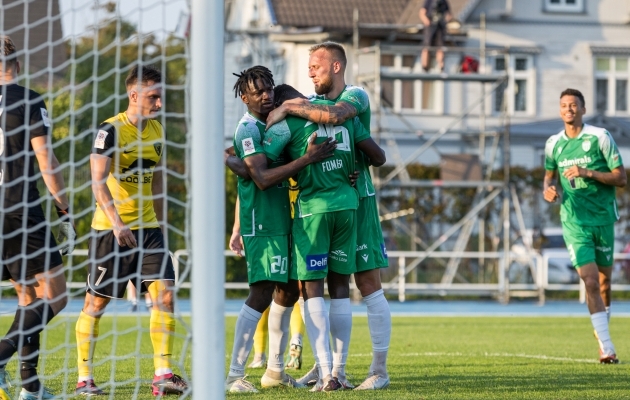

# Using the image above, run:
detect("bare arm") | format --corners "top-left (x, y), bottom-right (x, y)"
top-left (244, 133), bottom-right (336, 190)
top-left (152, 156), bottom-right (166, 232)
top-left (32, 136), bottom-right (70, 211)
top-left (562, 165), bottom-right (627, 188)
top-left (91, 154), bottom-right (137, 248)
top-left (267, 98), bottom-right (359, 128)
top-left (226, 155), bottom-right (251, 179)
top-left (543, 169), bottom-right (559, 203)
top-left (356, 138), bottom-right (386, 167)
top-left (419, 8), bottom-right (431, 26)
top-left (229, 197), bottom-right (244, 257)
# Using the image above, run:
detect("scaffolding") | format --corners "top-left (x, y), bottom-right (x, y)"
top-left (351, 16), bottom-right (542, 303)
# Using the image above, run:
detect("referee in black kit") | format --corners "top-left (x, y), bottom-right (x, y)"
top-left (0, 35), bottom-right (75, 400)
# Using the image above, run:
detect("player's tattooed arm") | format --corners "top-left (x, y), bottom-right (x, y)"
top-left (543, 169), bottom-right (559, 203)
top-left (266, 99), bottom-right (358, 128)
top-left (562, 165), bottom-right (627, 188)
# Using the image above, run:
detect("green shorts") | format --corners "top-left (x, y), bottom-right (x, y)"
top-left (561, 221), bottom-right (615, 268)
top-left (291, 210), bottom-right (357, 281)
top-left (356, 196), bottom-right (388, 272)
top-left (242, 235), bottom-right (291, 284)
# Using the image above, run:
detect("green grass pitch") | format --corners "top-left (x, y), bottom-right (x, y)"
top-left (1, 314), bottom-right (629, 399)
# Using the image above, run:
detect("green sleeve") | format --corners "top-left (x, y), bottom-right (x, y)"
top-left (599, 131), bottom-right (623, 171)
top-left (262, 119), bottom-right (292, 161)
top-left (353, 117), bottom-right (371, 144)
top-left (339, 86), bottom-right (370, 114)
top-left (234, 122), bottom-right (263, 160)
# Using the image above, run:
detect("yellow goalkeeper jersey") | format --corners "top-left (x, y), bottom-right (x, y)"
top-left (91, 112), bottom-right (164, 230)
top-left (288, 177), bottom-right (299, 219)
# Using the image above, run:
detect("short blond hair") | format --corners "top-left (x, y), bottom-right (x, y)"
top-left (309, 41), bottom-right (347, 68)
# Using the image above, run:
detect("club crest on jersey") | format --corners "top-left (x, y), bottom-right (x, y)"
top-left (154, 142), bottom-right (163, 156)
top-left (94, 130), bottom-right (109, 149)
top-left (40, 108), bottom-right (51, 127)
top-left (242, 138), bottom-right (256, 155)
top-left (582, 140), bottom-right (591, 152)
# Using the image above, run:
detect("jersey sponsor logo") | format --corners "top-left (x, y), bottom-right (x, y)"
top-left (242, 138), bottom-right (256, 155)
top-left (356, 243), bottom-right (368, 251)
top-left (330, 249), bottom-right (348, 262)
top-left (596, 246), bottom-right (612, 253)
top-left (613, 154), bottom-right (620, 162)
top-left (306, 254), bottom-right (328, 271)
top-left (40, 108), bottom-right (51, 127)
top-left (381, 243), bottom-right (388, 259)
top-left (120, 158), bottom-right (157, 183)
top-left (582, 140), bottom-right (591, 152)
top-left (322, 159), bottom-right (343, 172)
top-left (94, 130), bottom-right (109, 149)
top-left (558, 156), bottom-right (591, 168)
top-left (361, 254), bottom-right (369, 263)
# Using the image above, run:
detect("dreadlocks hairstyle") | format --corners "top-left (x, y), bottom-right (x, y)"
top-left (232, 66), bottom-right (275, 98)
top-left (273, 84), bottom-right (307, 108)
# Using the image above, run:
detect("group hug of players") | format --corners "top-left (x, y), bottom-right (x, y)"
top-left (222, 43), bottom-right (628, 393)
top-left (222, 42), bottom-right (393, 392)
top-left (0, 35), bottom-right (186, 398)
top-left (0, 31), bottom-right (625, 398)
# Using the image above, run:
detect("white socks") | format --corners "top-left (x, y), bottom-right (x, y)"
top-left (591, 311), bottom-right (614, 353)
top-left (304, 297), bottom-right (332, 378)
top-left (364, 289), bottom-right (391, 377)
top-left (228, 304), bottom-right (262, 378)
top-left (267, 301), bottom-right (293, 372)
top-left (329, 298), bottom-right (352, 379)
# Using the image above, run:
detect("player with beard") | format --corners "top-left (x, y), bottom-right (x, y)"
top-left (266, 41), bottom-right (391, 390)
top-left (224, 66), bottom-right (335, 392)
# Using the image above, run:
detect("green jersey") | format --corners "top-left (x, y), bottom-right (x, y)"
top-left (263, 100), bottom-right (370, 217)
top-left (544, 124), bottom-right (623, 226)
top-left (315, 85), bottom-right (375, 198)
top-left (233, 112), bottom-right (291, 236)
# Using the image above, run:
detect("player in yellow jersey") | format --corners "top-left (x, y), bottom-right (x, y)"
top-left (74, 65), bottom-right (188, 396)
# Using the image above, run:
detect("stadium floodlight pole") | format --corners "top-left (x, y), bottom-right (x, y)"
top-left (190, 0), bottom-right (225, 398)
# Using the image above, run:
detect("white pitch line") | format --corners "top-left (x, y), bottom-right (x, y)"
top-left (346, 352), bottom-right (597, 363)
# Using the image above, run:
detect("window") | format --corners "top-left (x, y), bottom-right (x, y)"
top-left (594, 56), bottom-right (629, 115)
top-left (380, 53), bottom-right (442, 113)
top-left (492, 55), bottom-right (535, 115)
top-left (544, 0), bottom-right (584, 13)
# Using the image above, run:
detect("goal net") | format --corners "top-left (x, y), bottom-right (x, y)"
top-left (0, 0), bottom-right (197, 397)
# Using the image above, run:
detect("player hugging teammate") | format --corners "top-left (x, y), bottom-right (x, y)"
top-left (224, 41), bottom-right (391, 393)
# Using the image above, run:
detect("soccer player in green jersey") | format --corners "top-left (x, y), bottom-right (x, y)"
top-left (263, 83), bottom-right (385, 392)
top-left (267, 42), bottom-right (391, 390)
top-left (224, 66), bottom-right (335, 393)
top-left (543, 88), bottom-right (626, 364)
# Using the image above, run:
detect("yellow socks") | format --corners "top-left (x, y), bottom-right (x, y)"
top-left (76, 311), bottom-right (100, 381)
top-left (290, 301), bottom-right (305, 337)
top-left (253, 306), bottom-right (269, 357)
top-left (150, 309), bottom-right (176, 376)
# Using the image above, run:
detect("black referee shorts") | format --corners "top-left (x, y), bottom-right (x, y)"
top-left (1, 213), bottom-right (63, 282)
top-left (86, 228), bottom-right (175, 299)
